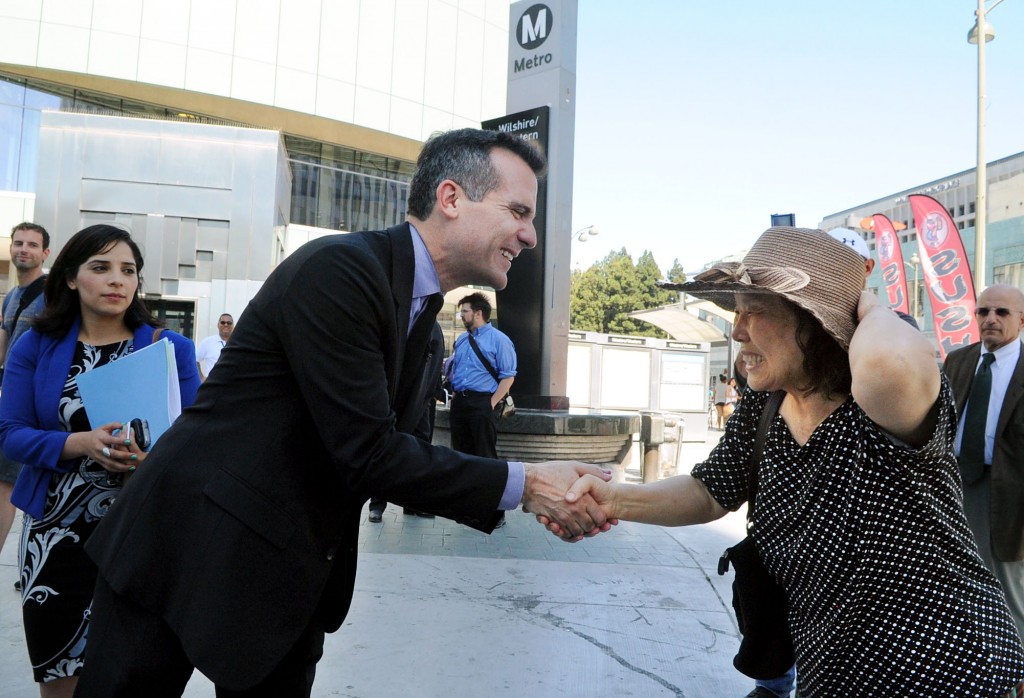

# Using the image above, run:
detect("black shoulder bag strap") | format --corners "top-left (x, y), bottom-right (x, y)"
top-left (720, 388), bottom-right (794, 680)
top-left (466, 333), bottom-right (501, 383)
top-left (8, 276), bottom-right (46, 338)
top-left (747, 390), bottom-right (786, 522)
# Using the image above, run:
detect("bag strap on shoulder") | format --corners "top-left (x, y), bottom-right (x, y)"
top-left (466, 333), bottom-right (500, 383)
top-left (8, 275), bottom-right (46, 335)
top-left (747, 390), bottom-right (785, 521)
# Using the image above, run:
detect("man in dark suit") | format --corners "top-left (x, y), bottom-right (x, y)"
top-left (76, 129), bottom-right (612, 696)
top-left (943, 283), bottom-right (1024, 640)
top-left (367, 322), bottom-right (444, 521)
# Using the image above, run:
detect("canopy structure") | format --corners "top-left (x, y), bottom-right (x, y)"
top-left (629, 302), bottom-right (730, 343)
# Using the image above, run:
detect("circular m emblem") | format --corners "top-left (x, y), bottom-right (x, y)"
top-left (516, 4), bottom-right (553, 50)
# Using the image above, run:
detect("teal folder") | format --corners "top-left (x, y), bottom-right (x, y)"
top-left (75, 339), bottom-right (181, 445)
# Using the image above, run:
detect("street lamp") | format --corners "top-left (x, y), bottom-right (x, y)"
top-left (573, 225), bottom-right (599, 242)
top-left (905, 252), bottom-right (921, 321)
top-left (968, 0), bottom-right (1005, 290)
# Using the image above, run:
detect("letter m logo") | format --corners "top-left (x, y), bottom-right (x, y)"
top-left (517, 4), bottom-right (553, 50)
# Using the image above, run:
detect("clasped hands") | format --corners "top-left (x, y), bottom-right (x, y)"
top-left (521, 462), bottom-right (617, 542)
top-left (64, 420), bottom-right (148, 474)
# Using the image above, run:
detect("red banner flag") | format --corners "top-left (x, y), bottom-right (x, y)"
top-left (873, 214), bottom-right (910, 315)
top-left (908, 194), bottom-right (979, 359)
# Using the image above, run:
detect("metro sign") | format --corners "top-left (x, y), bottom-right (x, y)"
top-left (516, 4), bottom-right (552, 49)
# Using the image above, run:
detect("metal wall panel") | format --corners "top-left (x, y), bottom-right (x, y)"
top-left (81, 179), bottom-right (159, 214)
top-left (82, 131), bottom-right (162, 183)
top-left (35, 112), bottom-right (290, 299)
top-left (157, 184), bottom-right (232, 220)
top-left (157, 136), bottom-right (234, 189)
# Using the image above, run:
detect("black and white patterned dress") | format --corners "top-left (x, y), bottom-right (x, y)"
top-left (18, 340), bottom-right (132, 682)
top-left (694, 377), bottom-right (1024, 696)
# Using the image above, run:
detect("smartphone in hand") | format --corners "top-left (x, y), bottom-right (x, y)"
top-left (129, 418), bottom-right (152, 451)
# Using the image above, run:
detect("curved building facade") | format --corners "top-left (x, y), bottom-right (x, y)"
top-left (0, 0), bottom-right (512, 338)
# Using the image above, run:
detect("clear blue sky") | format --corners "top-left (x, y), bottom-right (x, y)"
top-left (569, 1), bottom-right (1024, 274)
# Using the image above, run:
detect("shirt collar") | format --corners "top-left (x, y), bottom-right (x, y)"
top-left (409, 223), bottom-right (440, 300)
top-left (984, 338), bottom-right (1022, 366)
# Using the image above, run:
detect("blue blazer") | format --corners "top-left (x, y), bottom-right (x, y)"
top-left (0, 317), bottom-right (200, 518)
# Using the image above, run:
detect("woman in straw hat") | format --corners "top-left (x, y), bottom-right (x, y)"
top-left (545, 227), bottom-right (1024, 696)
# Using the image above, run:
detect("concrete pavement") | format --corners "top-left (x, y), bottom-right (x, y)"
top-left (0, 432), bottom-right (753, 697)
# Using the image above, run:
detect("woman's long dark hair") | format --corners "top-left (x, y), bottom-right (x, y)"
top-left (792, 301), bottom-right (852, 400)
top-left (34, 224), bottom-right (160, 339)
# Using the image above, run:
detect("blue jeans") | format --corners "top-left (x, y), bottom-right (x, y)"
top-left (756, 663), bottom-right (796, 697)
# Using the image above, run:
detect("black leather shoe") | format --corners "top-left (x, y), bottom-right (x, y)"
top-left (368, 509), bottom-right (383, 523)
top-left (494, 514), bottom-right (506, 529)
top-left (14, 579), bottom-right (22, 592)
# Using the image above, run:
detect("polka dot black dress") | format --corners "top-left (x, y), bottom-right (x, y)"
top-left (694, 377), bottom-right (1024, 696)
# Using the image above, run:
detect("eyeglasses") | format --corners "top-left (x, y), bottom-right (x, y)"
top-left (219, 321), bottom-right (233, 325)
top-left (974, 307), bottom-right (1020, 318)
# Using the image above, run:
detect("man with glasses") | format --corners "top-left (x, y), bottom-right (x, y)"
top-left (944, 283), bottom-right (1024, 639)
top-left (447, 292), bottom-right (517, 528)
top-left (195, 313), bottom-right (233, 381)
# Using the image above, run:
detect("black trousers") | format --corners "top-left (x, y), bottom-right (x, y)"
top-left (74, 575), bottom-right (325, 698)
top-left (449, 391), bottom-right (498, 459)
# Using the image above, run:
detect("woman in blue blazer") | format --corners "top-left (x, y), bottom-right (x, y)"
top-left (0, 224), bottom-right (199, 694)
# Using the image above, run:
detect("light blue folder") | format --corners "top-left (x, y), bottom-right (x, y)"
top-left (75, 339), bottom-right (181, 445)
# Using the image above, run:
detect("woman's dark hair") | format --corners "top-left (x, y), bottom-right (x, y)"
top-left (34, 224), bottom-right (160, 338)
top-left (791, 300), bottom-right (852, 399)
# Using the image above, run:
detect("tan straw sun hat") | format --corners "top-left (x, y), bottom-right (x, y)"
top-left (659, 227), bottom-right (866, 350)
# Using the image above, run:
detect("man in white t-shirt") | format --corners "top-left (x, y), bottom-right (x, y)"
top-left (196, 313), bottom-right (233, 381)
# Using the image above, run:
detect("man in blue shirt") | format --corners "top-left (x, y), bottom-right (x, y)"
top-left (449, 291), bottom-right (516, 527)
top-left (0, 222), bottom-right (50, 567)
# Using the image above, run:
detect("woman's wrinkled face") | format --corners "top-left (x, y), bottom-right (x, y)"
top-left (732, 293), bottom-right (807, 393)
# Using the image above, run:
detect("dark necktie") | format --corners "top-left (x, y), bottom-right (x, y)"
top-left (959, 352), bottom-right (995, 484)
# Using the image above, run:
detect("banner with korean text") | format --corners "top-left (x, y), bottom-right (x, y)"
top-left (873, 214), bottom-right (910, 315)
top-left (908, 194), bottom-right (979, 358)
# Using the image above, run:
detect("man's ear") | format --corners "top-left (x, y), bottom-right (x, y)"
top-left (435, 180), bottom-right (461, 220)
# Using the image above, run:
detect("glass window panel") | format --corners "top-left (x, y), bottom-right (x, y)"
top-left (24, 85), bottom-right (62, 110)
top-left (17, 108), bottom-right (42, 192)
top-left (0, 76), bottom-right (26, 105)
top-left (0, 104), bottom-right (23, 190)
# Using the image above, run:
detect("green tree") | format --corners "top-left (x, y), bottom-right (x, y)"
top-left (664, 258), bottom-right (687, 304)
top-left (569, 248), bottom-right (682, 336)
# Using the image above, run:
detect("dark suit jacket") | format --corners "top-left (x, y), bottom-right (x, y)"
top-left (86, 225), bottom-right (507, 689)
top-left (943, 340), bottom-right (1024, 561)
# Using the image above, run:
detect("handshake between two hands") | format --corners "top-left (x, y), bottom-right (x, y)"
top-left (521, 461), bottom-right (618, 542)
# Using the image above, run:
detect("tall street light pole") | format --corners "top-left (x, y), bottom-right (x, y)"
top-left (968, 0), bottom-right (1004, 290)
top-left (906, 253), bottom-right (921, 321)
